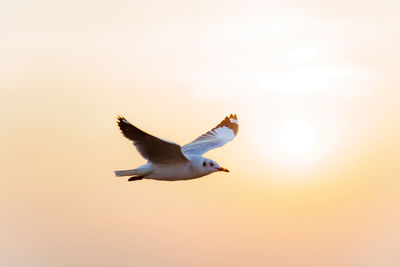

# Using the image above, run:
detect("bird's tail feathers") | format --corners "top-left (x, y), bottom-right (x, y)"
top-left (114, 169), bottom-right (138, 177)
top-left (114, 165), bottom-right (151, 177)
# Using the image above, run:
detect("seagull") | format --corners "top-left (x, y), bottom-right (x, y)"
top-left (114, 114), bottom-right (239, 181)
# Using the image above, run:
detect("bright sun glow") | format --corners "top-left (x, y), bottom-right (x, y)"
top-left (280, 120), bottom-right (315, 158)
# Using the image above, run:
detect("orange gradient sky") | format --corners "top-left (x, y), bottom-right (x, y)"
top-left (1, 0), bottom-right (400, 266)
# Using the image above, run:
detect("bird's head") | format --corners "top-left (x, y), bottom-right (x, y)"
top-left (200, 158), bottom-right (229, 173)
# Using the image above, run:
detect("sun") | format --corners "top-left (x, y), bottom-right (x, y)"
top-left (279, 120), bottom-right (315, 158)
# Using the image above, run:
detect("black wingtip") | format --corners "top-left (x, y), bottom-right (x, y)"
top-left (207, 114), bottom-right (239, 136)
top-left (116, 115), bottom-right (123, 123)
top-left (117, 115), bottom-right (130, 127)
top-left (229, 114), bottom-right (238, 120)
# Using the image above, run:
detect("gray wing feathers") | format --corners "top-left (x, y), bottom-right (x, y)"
top-left (117, 116), bottom-right (188, 163)
top-left (182, 114), bottom-right (238, 156)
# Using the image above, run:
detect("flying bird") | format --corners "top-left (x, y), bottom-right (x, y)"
top-left (114, 114), bottom-right (239, 181)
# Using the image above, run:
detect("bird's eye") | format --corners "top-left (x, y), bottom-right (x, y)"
top-left (209, 162), bottom-right (214, 167)
top-left (203, 161), bottom-right (206, 167)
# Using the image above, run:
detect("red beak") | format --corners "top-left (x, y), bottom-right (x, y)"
top-left (217, 167), bottom-right (230, 172)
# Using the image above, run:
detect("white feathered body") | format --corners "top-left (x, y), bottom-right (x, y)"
top-left (115, 156), bottom-right (213, 181)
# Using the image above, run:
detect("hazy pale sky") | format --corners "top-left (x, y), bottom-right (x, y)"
top-left (1, 0), bottom-right (399, 266)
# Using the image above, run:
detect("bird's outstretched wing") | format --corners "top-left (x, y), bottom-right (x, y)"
top-left (182, 114), bottom-right (238, 156)
top-left (117, 116), bottom-right (188, 163)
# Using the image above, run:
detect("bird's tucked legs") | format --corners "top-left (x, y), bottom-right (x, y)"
top-left (128, 175), bottom-right (145, 181)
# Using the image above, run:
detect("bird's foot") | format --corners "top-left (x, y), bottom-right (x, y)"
top-left (128, 176), bottom-right (144, 181)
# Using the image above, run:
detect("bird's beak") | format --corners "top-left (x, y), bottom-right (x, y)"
top-left (217, 167), bottom-right (230, 172)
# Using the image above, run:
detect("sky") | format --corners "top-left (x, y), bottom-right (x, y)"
top-left (1, 0), bottom-right (400, 266)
